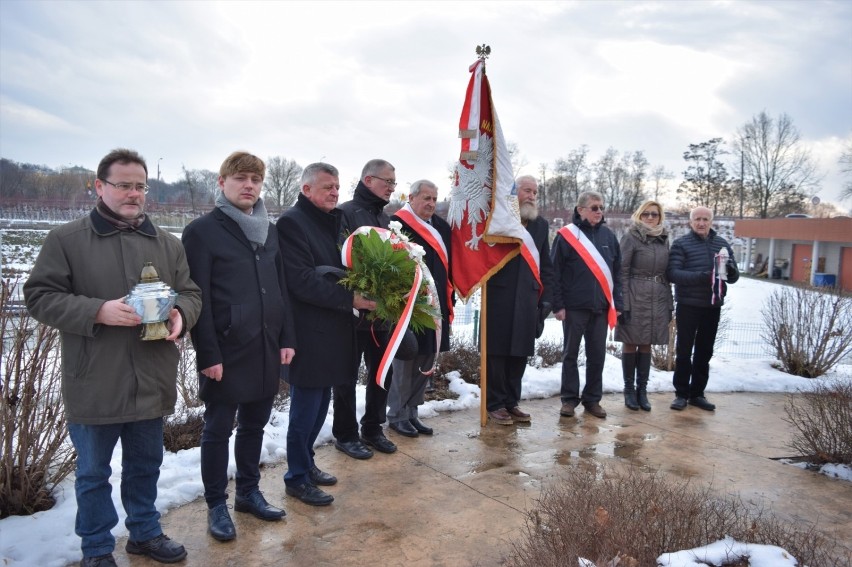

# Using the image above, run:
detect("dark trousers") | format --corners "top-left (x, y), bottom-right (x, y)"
top-left (485, 355), bottom-right (528, 412)
top-left (332, 330), bottom-right (393, 440)
top-left (285, 384), bottom-right (332, 487)
top-left (200, 396), bottom-right (274, 508)
top-left (672, 303), bottom-right (721, 399)
top-left (560, 309), bottom-right (608, 406)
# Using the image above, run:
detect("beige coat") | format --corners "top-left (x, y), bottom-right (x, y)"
top-left (614, 223), bottom-right (674, 345)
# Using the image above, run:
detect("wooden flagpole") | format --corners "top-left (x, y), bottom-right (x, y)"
top-left (480, 283), bottom-right (488, 427)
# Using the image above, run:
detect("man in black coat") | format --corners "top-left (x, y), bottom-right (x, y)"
top-left (666, 205), bottom-right (739, 412)
top-left (334, 158), bottom-right (399, 456)
top-left (183, 152), bottom-right (295, 541)
top-left (387, 179), bottom-right (453, 438)
top-left (277, 163), bottom-right (376, 506)
top-left (485, 176), bottom-right (554, 425)
top-left (551, 190), bottom-right (623, 420)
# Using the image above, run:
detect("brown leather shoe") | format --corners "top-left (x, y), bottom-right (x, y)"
top-left (583, 402), bottom-right (607, 419)
top-left (559, 403), bottom-right (576, 417)
top-left (488, 408), bottom-right (514, 425)
top-left (507, 406), bottom-right (531, 422)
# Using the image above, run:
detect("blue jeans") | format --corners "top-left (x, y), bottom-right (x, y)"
top-left (68, 418), bottom-right (164, 558)
top-left (285, 385), bottom-right (331, 487)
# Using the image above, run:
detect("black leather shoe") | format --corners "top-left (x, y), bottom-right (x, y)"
top-left (206, 504), bottom-right (236, 541)
top-left (335, 439), bottom-right (374, 460)
top-left (361, 432), bottom-right (397, 453)
top-left (409, 417), bottom-right (433, 435)
top-left (235, 490), bottom-right (285, 521)
top-left (126, 534), bottom-right (187, 563)
top-left (309, 464), bottom-right (337, 486)
top-left (689, 396), bottom-right (716, 411)
top-left (390, 420), bottom-right (418, 437)
top-left (80, 553), bottom-right (118, 567)
top-left (286, 482), bottom-right (334, 506)
top-left (670, 397), bottom-right (688, 411)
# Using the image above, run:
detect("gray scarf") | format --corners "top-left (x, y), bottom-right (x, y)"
top-left (215, 191), bottom-right (270, 249)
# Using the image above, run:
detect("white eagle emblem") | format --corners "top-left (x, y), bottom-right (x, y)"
top-left (448, 133), bottom-right (493, 250)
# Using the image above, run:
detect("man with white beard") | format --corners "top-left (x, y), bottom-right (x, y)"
top-left (484, 175), bottom-right (554, 425)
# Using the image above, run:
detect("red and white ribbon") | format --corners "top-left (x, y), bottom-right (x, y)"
top-left (341, 226), bottom-right (424, 389)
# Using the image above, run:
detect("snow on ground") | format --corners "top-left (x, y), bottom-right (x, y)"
top-left (1, 277), bottom-right (850, 566)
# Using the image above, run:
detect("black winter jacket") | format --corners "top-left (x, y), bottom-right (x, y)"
top-left (339, 181), bottom-right (391, 332)
top-left (551, 209), bottom-right (623, 313)
top-left (667, 228), bottom-right (739, 308)
top-left (276, 194), bottom-right (357, 388)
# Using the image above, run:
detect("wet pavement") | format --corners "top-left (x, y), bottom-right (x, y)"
top-left (107, 392), bottom-right (851, 566)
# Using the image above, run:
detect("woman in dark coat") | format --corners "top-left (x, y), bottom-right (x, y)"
top-left (182, 152), bottom-right (296, 541)
top-left (614, 200), bottom-right (673, 411)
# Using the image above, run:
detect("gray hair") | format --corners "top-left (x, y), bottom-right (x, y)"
top-left (690, 206), bottom-right (714, 221)
top-left (515, 174), bottom-right (537, 187)
top-left (360, 159), bottom-right (394, 181)
top-left (577, 191), bottom-right (604, 208)
top-left (302, 162), bottom-right (339, 186)
top-left (409, 179), bottom-right (437, 198)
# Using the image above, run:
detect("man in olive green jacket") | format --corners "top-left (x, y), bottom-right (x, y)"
top-left (24, 148), bottom-right (201, 567)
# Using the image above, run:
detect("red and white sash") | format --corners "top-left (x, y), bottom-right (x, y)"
top-left (557, 224), bottom-right (617, 329)
top-left (341, 226), bottom-right (423, 389)
top-left (393, 204), bottom-right (454, 324)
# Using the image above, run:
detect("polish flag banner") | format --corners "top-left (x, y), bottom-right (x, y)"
top-left (448, 58), bottom-right (539, 300)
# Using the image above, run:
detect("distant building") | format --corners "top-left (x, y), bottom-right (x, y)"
top-left (735, 217), bottom-right (852, 291)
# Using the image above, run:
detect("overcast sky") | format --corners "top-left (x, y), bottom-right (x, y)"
top-left (1, 0), bottom-right (850, 210)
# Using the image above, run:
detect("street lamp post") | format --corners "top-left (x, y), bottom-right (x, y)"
top-left (157, 157), bottom-right (163, 182)
top-left (739, 136), bottom-right (750, 218)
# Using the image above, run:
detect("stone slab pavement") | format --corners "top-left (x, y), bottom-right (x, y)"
top-left (103, 392), bottom-right (851, 566)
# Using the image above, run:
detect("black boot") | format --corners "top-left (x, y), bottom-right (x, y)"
top-left (636, 352), bottom-right (652, 411)
top-left (621, 352), bottom-right (639, 410)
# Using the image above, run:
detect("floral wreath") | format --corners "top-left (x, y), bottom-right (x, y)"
top-left (339, 221), bottom-right (441, 387)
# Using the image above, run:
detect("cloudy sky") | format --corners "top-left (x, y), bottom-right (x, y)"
top-left (1, 0), bottom-right (850, 209)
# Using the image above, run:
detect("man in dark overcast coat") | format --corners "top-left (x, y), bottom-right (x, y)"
top-left (277, 162), bottom-right (376, 506)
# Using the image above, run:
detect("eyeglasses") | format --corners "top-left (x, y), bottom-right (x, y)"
top-left (583, 205), bottom-right (605, 212)
top-left (640, 211), bottom-right (660, 219)
top-left (372, 176), bottom-right (397, 188)
top-left (101, 179), bottom-right (149, 194)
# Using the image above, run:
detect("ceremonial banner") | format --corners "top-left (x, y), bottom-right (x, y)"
top-left (448, 59), bottom-right (540, 300)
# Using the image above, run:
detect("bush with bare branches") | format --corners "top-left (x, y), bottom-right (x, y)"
top-left (1, 279), bottom-right (75, 517)
top-left (508, 464), bottom-right (849, 567)
top-left (532, 337), bottom-right (563, 369)
top-left (784, 377), bottom-right (852, 465)
top-left (436, 333), bottom-right (480, 384)
top-left (762, 284), bottom-right (852, 377)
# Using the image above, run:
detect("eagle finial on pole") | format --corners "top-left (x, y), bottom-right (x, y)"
top-left (475, 44), bottom-right (491, 61)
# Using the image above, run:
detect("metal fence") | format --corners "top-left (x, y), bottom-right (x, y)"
top-left (715, 322), bottom-right (774, 359)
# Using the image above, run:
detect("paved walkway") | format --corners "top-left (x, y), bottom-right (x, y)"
top-left (108, 392), bottom-right (851, 566)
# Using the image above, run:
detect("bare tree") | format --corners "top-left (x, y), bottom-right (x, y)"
top-left (264, 156), bottom-right (302, 213)
top-left (181, 167), bottom-right (217, 212)
top-left (506, 141), bottom-right (528, 179)
top-left (552, 145), bottom-right (590, 210)
top-left (650, 165), bottom-right (674, 201)
top-left (678, 138), bottom-right (731, 216)
top-left (839, 138), bottom-right (852, 201)
top-left (740, 111), bottom-right (820, 218)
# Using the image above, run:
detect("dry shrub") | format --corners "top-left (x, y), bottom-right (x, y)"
top-left (533, 337), bottom-right (563, 368)
top-left (508, 464), bottom-right (849, 567)
top-left (1, 279), bottom-right (75, 517)
top-left (436, 333), bottom-right (480, 385)
top-left (784, 376), bottom-right (852, 465)
top-left (162, 337), bottom-right (204, 452)
top-left (762, 284), bottom-right (852, 378)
